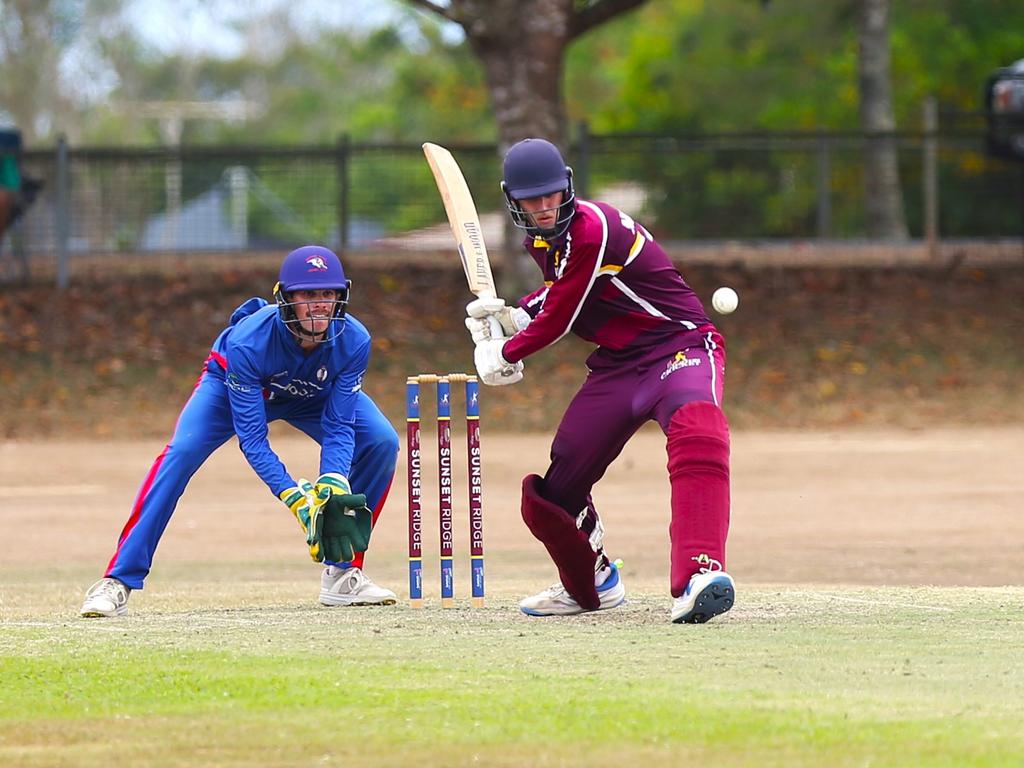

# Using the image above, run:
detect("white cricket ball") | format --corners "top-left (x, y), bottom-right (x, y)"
top-left (711, 286), bottom-right (739, 315)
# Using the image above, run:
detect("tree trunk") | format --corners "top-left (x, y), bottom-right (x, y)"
top-left (461, 1), bottom-right (572, 149)
top-left (857, 0), bottom-right (908, 239)
top-left (408, 0), bottom-right (648, 295)
top-left (444, 1), bottom-right (575, 295)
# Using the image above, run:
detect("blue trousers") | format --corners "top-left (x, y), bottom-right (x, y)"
top-left (105, 372), bottom-right (399, 589)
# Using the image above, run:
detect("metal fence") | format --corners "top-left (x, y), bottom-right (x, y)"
top-left (2, 122), bottom-right (1022, 284)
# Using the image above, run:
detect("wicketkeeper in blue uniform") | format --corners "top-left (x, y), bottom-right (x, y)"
top-left (81, 245), bottom-right (400, 617)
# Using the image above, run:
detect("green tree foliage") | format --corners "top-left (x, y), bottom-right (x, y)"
top-left (372, 22), bottom-right (492, 142)
top-left (72, 1), bottom-right (1024, 144)
top-left (565, 1), bottom-right (850, 132)
top-left (559, 0), bottom-right (1024, 238)
top-left (1, 0), bottom-right (126, 142)
top-left (566, 0), bottom-right (1024, 133)
top-left (82, 12), bottom-right (491, 145)
top-left (13, 1), bottom-right (1024, 145)
top-left (54, 1), bottom-right (1024, 240)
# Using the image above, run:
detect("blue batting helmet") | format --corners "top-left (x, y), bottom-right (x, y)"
top-left (273, 245), bottom-right (351, 342)
top-left (277, 245), bottom-right (348, 291)
top-left (501, 138), bottom-right (576, 239)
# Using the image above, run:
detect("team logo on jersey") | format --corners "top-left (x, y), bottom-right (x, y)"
top-left (306, 256), bottom-right (329, 271)
top-left (269, 377), bottom-right (324, 398)
top-left (316, 366), bottom-right (328, 382)
top-left (225, 371), bottom-right (257, 393)
top-left (660, 350), bottom-right (702, 380)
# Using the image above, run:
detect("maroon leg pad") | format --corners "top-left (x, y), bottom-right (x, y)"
top-left (521, 474), bottom-right (600, 610)
top-left (667, 401), bottom-right (731, 597)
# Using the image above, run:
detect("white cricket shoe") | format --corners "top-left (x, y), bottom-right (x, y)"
top-left (671, 570), bottom-right (735, 624)
top-left (80, 577), bottom-right (131, 618)
top-left (320, 566), bottom-right (397, 607)
top-left (520, 560), bottom-right (625, 616)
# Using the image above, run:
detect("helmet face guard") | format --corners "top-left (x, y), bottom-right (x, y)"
top-left (501, 138), bottom-right (577, 240)
top-left (273, 282), bottom-right (350, 343)
top-left (274, 245), bottom-right (351, 343)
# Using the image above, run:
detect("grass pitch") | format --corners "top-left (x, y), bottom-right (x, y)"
top-left (2, 582), bottom-right (1022, 768)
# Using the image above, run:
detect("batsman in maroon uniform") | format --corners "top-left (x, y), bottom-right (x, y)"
top-left (467, 138), bottom-right (734, 623)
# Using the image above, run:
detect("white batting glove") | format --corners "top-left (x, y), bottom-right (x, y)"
top-left (466, 296), bottom-right (507, 319)
top-left (464, 297), bottom-right (506, 343)
top-left (466, 297), bottom-right (532, 337)
top-left (465, 315), bottom-right (500, 345)
top-left (497, 306), bottom-right (532, 335)
top-left (473, 338), bottom-right (524, 386)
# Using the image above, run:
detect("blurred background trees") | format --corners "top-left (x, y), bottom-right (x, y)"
top-left (1, 0), bottom-right (1021, 433)
top-left (3, 0), bottom-right (1022, 278)
top-left (2, 0), bottom-right (1022, 146)
top-left (405, 0), bottom-right (650, 148)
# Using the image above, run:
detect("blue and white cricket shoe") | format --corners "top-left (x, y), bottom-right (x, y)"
top-left (671, 570), bottom-right (735, 624)
top-left (520, 560), bottom-right (625, 616)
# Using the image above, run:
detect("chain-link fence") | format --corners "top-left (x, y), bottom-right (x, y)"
top-left (2, 122), bottom-right (1022, 283)
top-left (577, 128), bottom-right (1022, 240)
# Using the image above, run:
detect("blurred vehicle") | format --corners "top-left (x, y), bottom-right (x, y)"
top-left (985, 58), bottom-right (1024, 161)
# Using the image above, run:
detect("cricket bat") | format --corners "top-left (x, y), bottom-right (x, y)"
top-left (422, 142), bottom-right (499, 301)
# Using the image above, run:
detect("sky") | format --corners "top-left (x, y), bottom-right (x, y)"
top-left (123, 0), bottom-right (454, 57)
top-left (4, 1), bottom-right (457, 130)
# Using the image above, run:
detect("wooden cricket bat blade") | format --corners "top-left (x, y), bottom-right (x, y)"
top-left (422, 142), bottom-right (498, 299)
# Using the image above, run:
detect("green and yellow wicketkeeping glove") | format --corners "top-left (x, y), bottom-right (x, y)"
top-left (279, 479), bottom-right (328, 562)
top-left (313, 472), bottom-right (352, 503)
top-left (314, 473), bottom-right (373, 563)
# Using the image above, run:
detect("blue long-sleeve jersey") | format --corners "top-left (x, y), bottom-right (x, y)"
top-left (205, 298), bottom-right (371, 496)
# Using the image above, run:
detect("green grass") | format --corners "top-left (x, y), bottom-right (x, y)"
top-left (2, 586), bottom-right (1023, 767)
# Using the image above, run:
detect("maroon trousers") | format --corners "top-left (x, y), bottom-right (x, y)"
top-left (540, 327), bottom-right (731, 593)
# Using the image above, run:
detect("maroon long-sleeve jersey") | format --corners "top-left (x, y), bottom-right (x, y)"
top-left (501, 199), bottom-right (711, 364)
